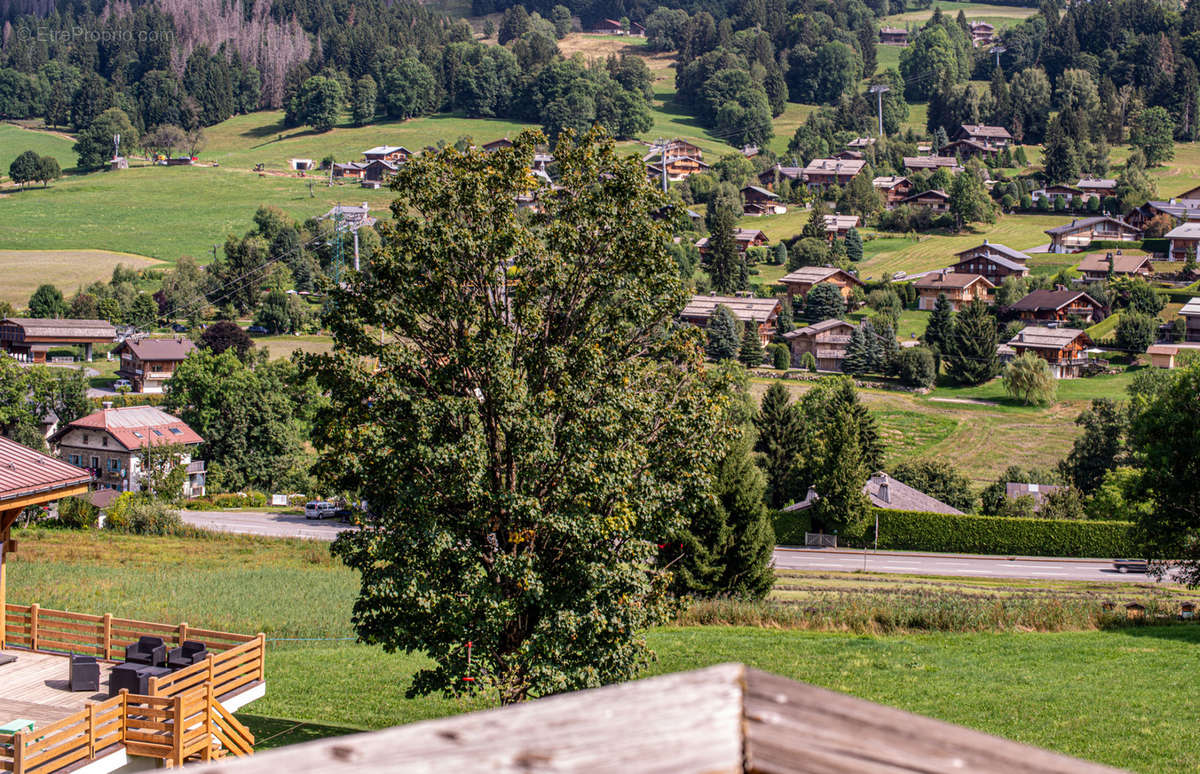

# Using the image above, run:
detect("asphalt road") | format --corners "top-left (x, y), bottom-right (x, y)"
top-left (773, 547), bottom-right (1166, 582)
top-left (180, 509), bottom-right (353, 541)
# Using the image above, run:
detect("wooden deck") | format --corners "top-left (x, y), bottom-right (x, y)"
top-left (0, 649), bottom-right (116, 730)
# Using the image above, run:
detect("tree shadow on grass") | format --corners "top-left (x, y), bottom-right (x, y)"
top-left (1100, 621), bottom-right (1200, 645)
top-left (237, 714), bottom-right (365, 751)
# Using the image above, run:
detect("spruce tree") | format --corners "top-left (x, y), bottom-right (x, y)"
top-left (739, 323), bottom-right (764, 367)
top-left (841, 324), bottom-right (871, 375)
top-left (923, 293), bottom-right (955, 352)
top-left (945, 299), bottom-right (1000, 385)
top-left (804, 282), bottom-right (846, 322)
top-left (801, 200), bottom-right (830, 240)
top-left (756, 381), bottom-right (805, 507)
top-left (845, 227), bottom-right (863, 262)
top-left (776, 296), bottom-right (794, 334)
top-left (706, 305), bottom-right (742, 361)
top-left (707, 189), bottom-right (747, 294)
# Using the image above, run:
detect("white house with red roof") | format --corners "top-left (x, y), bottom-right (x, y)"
top-left (50, 405), bottom-right (205, 497)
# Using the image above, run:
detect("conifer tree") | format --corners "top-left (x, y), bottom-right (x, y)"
top-left (755, 381), bottom-right (804, 507)
top-left (739, 323), bottom-right (764, 367)
top-left (945, 299), bottom-right (999, 385)
top-left (801, 200), bottom-right (830, 240)
top-left (706, 304), bottom-right (742, 360)
top-left (845, 227), bottom-right (863, 262)
top-left (841, 324), bottom-right (871, 375)
top-left (804, 282), bottom-right (846, 322)
top-left (923, 293), bottom-right (955, 353)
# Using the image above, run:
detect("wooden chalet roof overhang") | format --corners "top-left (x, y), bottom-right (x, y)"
top-left (192, 662), bottom-right (1120, 774)
top-left (0, 436), bottom-right (93, 647)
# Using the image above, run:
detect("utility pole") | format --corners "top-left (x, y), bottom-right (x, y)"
top-left (353, 227), bottom-right (360, 272)
top-left (869, 85), bottom-right (890, 138)
top-left (654, 136), bottom-right (668, 193)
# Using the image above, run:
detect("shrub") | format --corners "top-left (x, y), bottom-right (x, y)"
top-left (898, 346), bottom-right (936, 388)
top-left (1019, 193), bottom-right (1033, 210)
top-left (105, 497), bottom-right (199, 536)
top-left (56, 496), bottom-right (98, 529)
top-left (800, 351), bottom-right (817, 372)
top-left (771, 343), bottom-right (790, 370)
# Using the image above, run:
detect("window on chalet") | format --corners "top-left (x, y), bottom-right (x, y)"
top-left (169, 428), bottom-right (183, 435)
top-left (152, 429), bottom-right (164, 437)
top-left (108, 459), bottom-right (120, 472)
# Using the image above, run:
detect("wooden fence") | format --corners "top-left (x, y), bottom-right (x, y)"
top-left (0, 686), bottom-right (254, 773)
top-left (2, 604), bottom-right (257, 660)
top-left (0, 604), bottom-right (261, 773)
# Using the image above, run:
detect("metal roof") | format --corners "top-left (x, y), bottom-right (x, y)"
top-left (0, 318), bottom-right (116, 340)
top-left (0, 436), bottom-right (92, 504)
top-left (116, 337), bottom-right (196, 361)
top-left (1008, 326), bottom-right (1089, 350)
top-left (55, 406), bottom-right (203, 452)
top-left (780, 266), bottom-right (862, 286)
top-left (1180, 297), bottom-right (1200, 316)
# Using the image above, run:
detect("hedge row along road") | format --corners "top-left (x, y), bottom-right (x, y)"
top-left (772, 548), bottom-right (1168, 582)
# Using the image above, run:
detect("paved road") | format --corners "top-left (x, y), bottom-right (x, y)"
top-left (181, 509), bottom-right (354, 541)
top-left (773, 547), bottom-right (1169, 583)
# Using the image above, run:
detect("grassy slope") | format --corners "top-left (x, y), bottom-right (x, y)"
top-left (882, 2), bottom-right (1039, 24)
top-left (8, 529), bottom-right (1199, 772)
top-left (0, 249), bottom-right (160, 306)
top-left (0, 124), bottom-right (76, 181)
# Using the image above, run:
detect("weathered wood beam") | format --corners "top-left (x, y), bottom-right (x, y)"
top-left (0, 483), bottom-right (90, 514)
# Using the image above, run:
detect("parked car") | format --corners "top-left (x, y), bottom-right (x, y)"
top-left (332, 507), bottom-right (355, 523)
top-left (1113, 559), bottom-right (1148, 573)
top-left (113, 379), bottom-right (131, 390)
top-left (171, 323), bottom-right (188, 333)
top-left (304, 501), bottom-right (338, 520)
top-left (247, 325), bottom-right (269, 335)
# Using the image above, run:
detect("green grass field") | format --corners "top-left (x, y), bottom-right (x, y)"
top-left (7, 528), bottom-right (1200, 772)
top-left (858, 214), bottom-right (1065, 280)
top-left (883, 2), bottom-right (1039, 24)
top-left (0, 123), bottom-right (76, 181)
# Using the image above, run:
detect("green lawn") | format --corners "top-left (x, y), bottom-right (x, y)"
top-left (0, 124), bottom-right (76, 181)
top-left (883, 2), bottom-right (1039, 24)
top-left (928, 368), bottom-right (1140, 406)
top-left (858, 214), bottom-right (1066, 281)
top-left (7, 528), bottom-right (1200, 772)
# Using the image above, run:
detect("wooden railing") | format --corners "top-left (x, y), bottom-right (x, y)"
top-left (147, 635), bottom-right (267, 702)
top-left (0, 687), bottom-right (254, 773)
top-left (2, 604), bottom-right (257, 660)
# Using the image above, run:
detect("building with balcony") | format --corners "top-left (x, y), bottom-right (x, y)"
top-left (679, 295), bottom-right (781, 346)
top-left (1164, 221), bottom-right (1200, 262)
top-left (1044, 216), bottom-right (1141, 253)
top-left (800, 158), bottom-right (866, 189)
top-left (51, 405), bottom-right (205, 497)
top-left (1006, 326), bottom-right (1094, 378)
top-left (112, 337), bottom-right (196, 393)
top-left (1010, 289), bottom-right (1104, 324)
top-left (879, 26), bottom-right (908, 44)
top-left (779, 267), bottom-right (864, 303)
top-left (1180, 297), bottom-right (1200, 342)
top-left (1075, 251), bottom-right (1152, 281)
top-left (781, 318), bottom-right (855, 371)
top-left (913, 271), bottom-right (994, 310)
top-left (872, 176), bottom-right (912, 209)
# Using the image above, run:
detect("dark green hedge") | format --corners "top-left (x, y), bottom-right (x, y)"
top-left (1090, 239), bottom-right (1144, 251)
top-left (774, 508), bottom-right (1139, 557)
top-left (1140, 237), bottom-right (1168, 255)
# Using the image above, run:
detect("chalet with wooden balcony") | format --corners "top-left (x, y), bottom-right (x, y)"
top-left (1075, 251), bottom-right (1152, 281)
top-left (903, 156), bottom-right (961, 173)
top-left (968, 21), bottom-right (996, 46)
top-left (847, 137), bottom-right (876, 150)
top-left (954, 124), bottom-right (1011, 149)
top-left (914, 271), bottom-right (994, 311)
top-left (938, 139), bottom-right (998, 160)
top-left (679, 295), bottom-right (781, 346)
top-left (1031, 184), bottom-right (1084, 205)
top-left (1076, 178), bottom-right (1116, 200)
top-left (0, 436), bottom-right (263, 774)
top-left (779, 267), bottom-right (864, 303)
top-left (950, 241), bottom-right (1030, 282)
top-left (362, 145), bottom-right (411, 163)
top-left (1126, 198), bottom-right (1200, 230)
top-left (1045, 216), bottom-right (1141, 253)
top-left (742, 185), bottom-right (783, 216)
top-left (781, 318), bottom-right (855, 371)
top-left (823, 214), bottom-right (859, 240)
top-left (0, 318), bottom-right (115, 363)
top-left (112, 337), bottom-right (195, 393)
top-left (900, 189), bottom-right (950, 213)
top-left (879, 26), bottom-right (908, 45)
top-left (1180, 297), bottom-right (1200, 342)
top-left (801, 158), bottom-right (866, 189)
top-left (1165, 221), bottom-right (1200, 262)
top-left (51, 405), bottom-right (205, 497)
top-left (331, 161), bottom-right (367, 179)
top-left (694, 229), bottom-right (768, 255)
top-left (1007, 327), bottom-right (1094, 378)
top-left (1010, 288), bottom-right (1104, 324)
top-left (757, 165), bottom-right (803, 190)
top-left (873, 176), bottom-right (912, 209)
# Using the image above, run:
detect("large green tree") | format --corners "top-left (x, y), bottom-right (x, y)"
top-left (1002, 352), bottom-right (1057, 405)
top-left (1059, 398), bottom-right (1126, 493)
top-left (706, 304), bottom-right (742, 360)
top-left (308, 130), bottom-right (732, 704)
top-left (755, 380), bottom-right (805, 508)
top-left (164, 349), bottom-right (315, 492)
top-left (891, 458), bottom-right (975, 512)
top-left (1130, 106), bottom-right (1175, 166)
top-left (1127, 360), bottom-right (1200, 583)
top-left (28, 284), bottom-right (66, 318)
top-left (705, 185), bottom-right (746, 294)
top-left (73, 108), bottom-right (138, 171)
top-left (8, 150), bottom-right (40, 187)
top-left (803, 283), bottom-right (845, 322)
top-left (297, 75), bottom-right (344, 132)
top-left (944, 299), bottom-right (999, 385)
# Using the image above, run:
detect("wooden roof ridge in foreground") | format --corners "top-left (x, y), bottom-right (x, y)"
top-left (190, 663), bottom-right (1121, 774)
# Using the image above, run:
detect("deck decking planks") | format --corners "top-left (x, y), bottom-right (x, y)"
top-left (0, 650), bottom-right (116, 729)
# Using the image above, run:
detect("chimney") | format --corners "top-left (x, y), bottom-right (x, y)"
top-left (102, 401), bottom-right (113, 410)
top-left (983, 239), bottom-right (989, 245)
top-left (1055, 284), bottom-right (1067, 292)
top-left (876, 474), bottom-right (890, 504)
